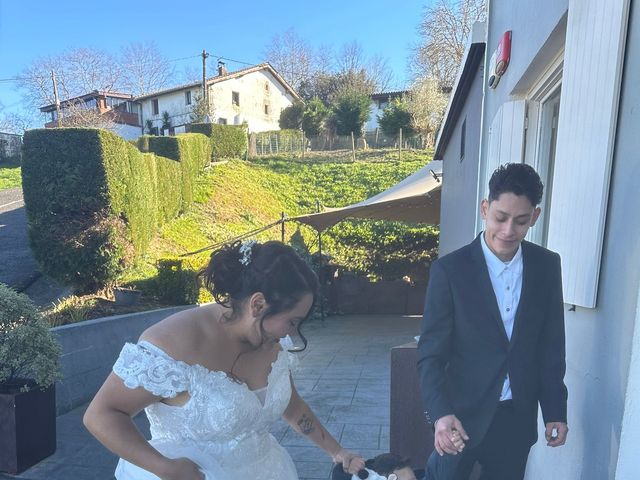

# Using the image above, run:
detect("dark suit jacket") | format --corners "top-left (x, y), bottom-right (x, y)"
top-left (416, 234), bottom-right (568, 448)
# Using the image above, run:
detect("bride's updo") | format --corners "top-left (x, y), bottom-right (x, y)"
top-left (202, 240), bottom-right (319, 321)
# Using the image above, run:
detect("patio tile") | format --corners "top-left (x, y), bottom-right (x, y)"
top-left (340, 423), bottom-right (381, 449)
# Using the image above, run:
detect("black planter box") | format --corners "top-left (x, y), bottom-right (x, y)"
top-left (0, 383), bottom-right (57, 474)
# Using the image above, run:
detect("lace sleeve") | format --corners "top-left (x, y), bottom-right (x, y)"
top-left (113, 342), bottom-right (190, 398)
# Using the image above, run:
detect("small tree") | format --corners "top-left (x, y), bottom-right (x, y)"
top-left (330, 91), bottom-right (371, 137)
top-left (302, 97), bottom-right (327, 136)
top-left (378, 98), bottom-right (416, 137)
top-left (190, 92), bottom-right (213, 123)
top-left (407, 77), bottom-right (449, 146)
top-left (279, 102), bottom-right (304, 130)
top-left (161, 111), bottom-right (171, 134)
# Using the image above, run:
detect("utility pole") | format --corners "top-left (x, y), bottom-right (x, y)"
top-left (51, 70), bottom-right (61, 127)
top-left (201, 50), bottom-right (209, 106)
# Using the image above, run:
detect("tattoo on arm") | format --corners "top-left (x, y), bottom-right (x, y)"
top-left (297, 413), bottom-right (316, 435)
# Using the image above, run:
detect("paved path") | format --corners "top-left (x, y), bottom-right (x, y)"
top-left (0, 187), bottom-right (70, 305)
top-left (0, 187), bottom-right (39, 290)
top-left (0, 314), bottom-right (422, 480)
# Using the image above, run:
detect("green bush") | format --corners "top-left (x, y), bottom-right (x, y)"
top-left (330, 91), bottom-right (371, 136)
top-left (302, 98), bottom-right (328, 136)
top-left (0, 283), bottom-right (61, 391)
top-left (378, 98), bottom-right (416, 137)
top-left (154, 257), bottom-right (202, 305)
top-left (187, 123), bottom-right (247, 159)
top-left (21, 128), bottom-right (211, 291)
top-left (279, 102), bottom-right (304, 130)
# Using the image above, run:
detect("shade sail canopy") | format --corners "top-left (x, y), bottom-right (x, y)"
top-left (291, 160), bottom-right (442, 231)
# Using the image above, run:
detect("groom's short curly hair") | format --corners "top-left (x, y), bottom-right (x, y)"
top-left (488, 163), bottom-right (544, 207)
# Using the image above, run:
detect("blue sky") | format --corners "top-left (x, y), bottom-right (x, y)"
top-left (0, 0), bottom-right (429, 123)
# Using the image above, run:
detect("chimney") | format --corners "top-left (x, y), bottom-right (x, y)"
top-left (218, 61), bottom-right (228, 76)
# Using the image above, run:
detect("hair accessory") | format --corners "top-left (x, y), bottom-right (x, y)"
top-left (239, 240), bottom-right (257, 266)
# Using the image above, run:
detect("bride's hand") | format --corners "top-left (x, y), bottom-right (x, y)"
top-left (333, 448), bottom-right (365, 474)
top-left (160, 457), bottom-right (204, 480)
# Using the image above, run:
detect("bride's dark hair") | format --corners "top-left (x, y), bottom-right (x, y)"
top-left (201, 240), bottom-right (319, 350)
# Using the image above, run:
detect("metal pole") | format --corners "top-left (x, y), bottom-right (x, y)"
top-left (399, 127), bottom-right (403, 161)
top-left (202, 50), bottom-right (209, 105)
top-left (351, 131), bottom-right (356, 162)
top-left (280, 212), bottom-right (285, 243)
top-left (316, 199), bottom-right (325, 323)
top-left (51, 70), bottom-right (61, 126)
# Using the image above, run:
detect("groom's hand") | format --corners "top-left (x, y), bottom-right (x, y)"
top-left (434, 414), bottom-right (469, 456)
top-left (545, 422), bottom-right (568, 447)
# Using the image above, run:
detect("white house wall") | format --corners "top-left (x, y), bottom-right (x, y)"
top-left (140, 88), bottom-right (196, 133)
top-left (439, 61), bottom-right (485, 256)
top-left (208, 69), bottom-right (294, 132)
top-left (138, 69), bottom-right (296, 134)
top-left (112, 123), bottom-right (143, 141)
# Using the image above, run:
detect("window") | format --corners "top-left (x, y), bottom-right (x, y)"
top-left (264, 104), bottom-right (270, 115)
top-left (218, 118), bottom-right (227, 125)
top-left (460, 118), bottom-right (466, 162)
top-left (185, 91), bottom-right (191, 105)
top-left (232, 91), bottom-right (240, 106)
top-left (265, 82), bottom-right (270, 91)
top-left (152, 99), bottom-right (159, 115)
top-left (530, 87), bottom-right (561, 246)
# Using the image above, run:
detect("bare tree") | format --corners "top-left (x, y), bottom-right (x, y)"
top-left (56, 100), bottom-right (117, 131)
top-left (0, 111), bottom-right (33, 134)
top-left (407, 76), bottom-right (449, 146)
top-left (120, 41), bottom-right (174, 96)
top-left (411, 0), bottom-right (486, 88)
top-left (263, 28), bottom-right (316, 90)
top-left (18, 47), bottom-right (121, 114)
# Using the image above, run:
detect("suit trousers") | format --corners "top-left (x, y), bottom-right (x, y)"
top-left (425, 401), bottom-right (532, 480)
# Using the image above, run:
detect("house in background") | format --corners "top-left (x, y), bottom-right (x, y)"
top-left (434, 0), bottom-right (639, 478)
top-left (40, 91), bottom-right (141, 140)
top-left (0, 131), bottom-right (22, 160)
top-left (365, 90), bottom-right (408, 132)
top-left (135, 62), bottom-right (300, 135)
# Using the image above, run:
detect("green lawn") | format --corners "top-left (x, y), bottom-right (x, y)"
top-left (120, 148), bottom-right (439, 289)
top-left (0, 160), bottom-right (21, 190)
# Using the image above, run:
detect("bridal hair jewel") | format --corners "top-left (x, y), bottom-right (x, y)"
top-left (239, 240), bottom-right (257, 266)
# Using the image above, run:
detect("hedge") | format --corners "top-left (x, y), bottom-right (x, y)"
top-left (187, 123), bottom-right (247, 159)
top-left (21, 128), bottom-right (211, 292)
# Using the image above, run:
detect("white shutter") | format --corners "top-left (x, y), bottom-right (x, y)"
top-left (546, 0), bottom-right (630, 308)
top-left (477, 100), bottom-right (527, 232)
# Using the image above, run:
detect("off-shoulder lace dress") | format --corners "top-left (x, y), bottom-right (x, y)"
top-left (112, 339), bottom-right (298, 480)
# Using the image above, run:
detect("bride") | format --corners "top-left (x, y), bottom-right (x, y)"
top-left (84, 240), bottom-right (365, 480)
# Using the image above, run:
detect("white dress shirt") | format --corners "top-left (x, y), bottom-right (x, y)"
top-left (480, 232), bottom-right (523, 401)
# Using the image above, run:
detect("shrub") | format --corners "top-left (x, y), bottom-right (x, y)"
top-left (302, 98), bottom-right (328, 136)
top-left (187, 123), bottom-right (247, 160)
top-left (22, 128), bottom-right (210, 291)
top-left (154, 257), bottom-right (202, 305)
top-left (330, 91), bottom-right (371, 136)
top-left (0, 283), bottom-right (61, 391)
top-left (378, 98), bottom-right (416, 137)
top-left (279, 102), bottom-right (304, 130)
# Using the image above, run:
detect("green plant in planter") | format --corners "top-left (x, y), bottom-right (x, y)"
top-left (0, 283), bottom-right (61, 392)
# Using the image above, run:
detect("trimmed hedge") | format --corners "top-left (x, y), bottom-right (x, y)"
top-left (21, 128), bottom-right (211, 291)
top-left (187, 123), bottom-right (247, 159)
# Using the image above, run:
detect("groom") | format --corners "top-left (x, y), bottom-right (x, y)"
top-left (417, 163), bottom-right (568, 479)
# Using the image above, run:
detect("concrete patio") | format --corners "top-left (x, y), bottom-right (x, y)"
top-left (0, 314), bottom-right (423, 480)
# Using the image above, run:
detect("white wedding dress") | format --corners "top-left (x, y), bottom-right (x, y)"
top-left (112, 339), bottom-right (299, 480)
